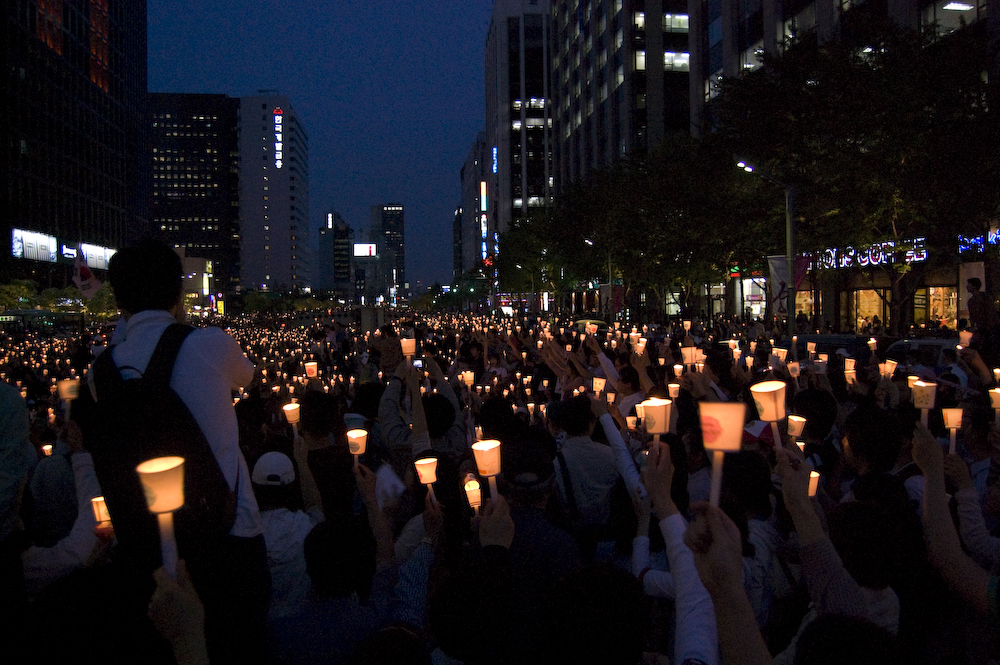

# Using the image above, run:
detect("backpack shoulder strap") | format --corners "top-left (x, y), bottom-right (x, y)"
top-left (144, 324), bottom-right (196, 386)
top-left (92, 343), bottom-right (123, 400)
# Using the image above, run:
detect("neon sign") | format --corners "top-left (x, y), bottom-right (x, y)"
top-left (273, 108), bottom-right (283, 169)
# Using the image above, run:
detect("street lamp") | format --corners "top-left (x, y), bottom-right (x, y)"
top-left (736, 158), bottom-right (796, 341)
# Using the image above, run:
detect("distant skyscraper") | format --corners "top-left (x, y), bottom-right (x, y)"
top-left (550, 0), bottom-right (690, 187)
top-left (370, 204), bottom-right (405, 294)
top-left (238, 92), bottom-right (310, 291)
top-left (459, 132), bottom-right (489, 276)
top-left (453, 205), bottom-right (463, 279)
top-left (485, 0), bottom-right (553, 242)
top-left (316, 210), bottom-right (354, 302)
top-left (148, 93), bottom-right (241, 294)
top-left (3, 0), bottom-right (147, 283)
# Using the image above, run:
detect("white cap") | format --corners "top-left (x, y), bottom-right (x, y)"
top-left (252, 451), bottom-right (295, 486)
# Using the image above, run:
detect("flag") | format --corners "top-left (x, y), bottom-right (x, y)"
top-left (73, 245), bottom-right (102, 299)
top-left (767, 255), bottom-right (789, 316)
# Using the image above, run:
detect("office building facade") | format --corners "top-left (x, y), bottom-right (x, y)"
top-left (688, 0), bottom-right (995, 133)
top-left (485, 0), bottom-right (554, 245)
top-left (550, 0), bottom-right (690, 185)
top-left (316, 210), bottom-right (355, 302)
top-left (458, 132), bottom-right (490, 276)
top-left (238, 92), bottom-right (310, 291)
top-left (148, 93), bottom-right (241, 294)
top-left (370, 204), bottom-right (405, 295)
top-left (3, 0), bottom-right (147, 284)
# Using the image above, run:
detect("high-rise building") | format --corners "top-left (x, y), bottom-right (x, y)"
top-left (316, 210), bottom-right (355, 302)
top-left (370, 204), bottom-right (405, 295)
top-left (459, 132), bottom-right (490, 276)
top-left (3, 0), bottom-right (147, 284)
top-left (238, 92), bottom-right (310, 291)
top-left (148, 93), bottom-right (241, 294)
top-left (687, 0), bottom-right (996, 133)
top-left (453, 205), bottom-right (463, 279)
top-left (485, 0), bottom-right (554, 244)
top-left (550, 0), bottom-right (690, 186)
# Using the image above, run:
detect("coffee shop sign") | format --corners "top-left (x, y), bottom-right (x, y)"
top-left (814, 238), bottom-right (927, 271)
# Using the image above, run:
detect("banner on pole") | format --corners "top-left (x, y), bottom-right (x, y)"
top-left (73, 245), bottom-right (102, 299)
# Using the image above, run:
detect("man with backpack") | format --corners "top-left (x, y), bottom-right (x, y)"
top-left (88, 239), bottom-right (268, 663)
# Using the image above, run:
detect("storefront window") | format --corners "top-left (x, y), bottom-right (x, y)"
top-left (850, 289), bottom-right (889, 333)
top-left (918, 286), bottom-right (958, 329)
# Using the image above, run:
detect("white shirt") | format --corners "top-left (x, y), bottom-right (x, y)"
top-left (90, 310), bottom-right (261, 537)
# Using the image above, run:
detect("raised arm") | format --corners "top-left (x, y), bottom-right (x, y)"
top-left (647, 442), bottom-right (718, 665)
top-left (912, 424), bottom-right (990, 614)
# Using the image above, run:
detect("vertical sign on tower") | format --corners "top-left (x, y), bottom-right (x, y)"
top-left (273, 108), bottom-right (283, 169)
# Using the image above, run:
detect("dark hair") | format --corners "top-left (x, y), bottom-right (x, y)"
top-left (108, 239), bottom-right (182, 314)
top-left (618, 366), bottom-right (640, 390)
top-left (968, 277), bottom-right (982, 291)
top-left (351, 382), bottom-right (385, 421)
top-left (304, 518), bottom-right (375, 598)
top-left (722, 450), bottom-right (774, 519)
top-left (561, 395), bottom-right (595, 437)
top-left (541, 564), bottom-right (649, 665)
top-left (299, 390), bottom-right (340, 438)
top-left (793, 388), bottom-right (838, 441)
top-left (827, 502), bottom-right (896, 590)
top-left (843, 404), bottom-right (902, 474)
top-left (422, 392), bottom-right (456, 439)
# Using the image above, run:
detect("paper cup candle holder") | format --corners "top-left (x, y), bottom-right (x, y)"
top-left (699, 402), bottom-right (746, 507)
top-left (304, 361), bottom-right (318, 379)
top-left (991, 389), bottom-right (1000, 428)
top-left (57, 378), bottom-right (80, 421)
top-left (465, 477), bottom-right (482, 515)
top-left (942, 408), bottom-right (963, 455)
top-left (136, 456), bottom-right (185, 578)
top-left (414, 457), bottom-right (439, 504)
top-left (641, 398), bottom-right (672, 441)
top-left (283, 403), bottom-right (301, 438)
top-left (750, 380), bottom-right (786, 448)
top-left (401, 338), bottom-right (416, 359)
top-left (347, 429), bottom-right (368, 468)
top-left (472, 439), bottom-right (502, 498)
top-left (592, 376), bottom-right (606, 397)
top-left (912, 381), bottom-right (937, 427)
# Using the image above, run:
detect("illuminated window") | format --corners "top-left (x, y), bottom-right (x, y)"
top-left (635, 51), bottom-right (646, 70)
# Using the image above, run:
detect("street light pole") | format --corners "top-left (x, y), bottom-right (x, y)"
top-left (737, 158), bottom-right (796, 341)
top-left (785, 184), bottom-right (796, 340)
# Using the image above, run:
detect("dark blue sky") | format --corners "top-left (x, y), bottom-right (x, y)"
top-left (148, 0), bottom-right (495, 289)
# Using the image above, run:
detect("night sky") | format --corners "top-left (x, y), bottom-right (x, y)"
top-left (148, 0), bottom-right (495, 289)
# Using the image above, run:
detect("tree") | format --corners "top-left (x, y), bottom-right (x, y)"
top-left (0, 280), bottom-right (37, 311)
top-left (717, 20), bottom-right (997, 333)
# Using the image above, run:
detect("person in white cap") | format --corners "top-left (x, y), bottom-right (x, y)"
top-left (252, 446), bottom-right (324, 622)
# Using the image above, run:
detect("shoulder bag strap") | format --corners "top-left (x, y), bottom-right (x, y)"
top-left (144, 323), bottom-right (195, 386)
top-left (556, 450), bottom-right (579, 523)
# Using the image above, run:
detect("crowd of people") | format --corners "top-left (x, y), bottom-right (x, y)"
top-left (3, 240), bottom-right (1000, 664)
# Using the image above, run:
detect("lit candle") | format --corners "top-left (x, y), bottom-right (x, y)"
top-left (943, 407), bottom-right (963, 455)
top-left (667, 383), bottom-right (680, 398)
top-left (912, 381), bottom-right (937, 427)
top-left (136, 456), bottom-right (185, 578)
top-left (465, 477), bottom-right (482, 515)
top-left (414, 457), bottom-right (439, 504)
top-left (304, 361), bottom-right (318, 378)
top-left (472, 439), bottom-right (502, 498)
top-left (750, 380), bottom-right (787, 447)
top-left (347, 429), bottom-right (367, 468)
top-left (808, 471), bottom-right (821, 497)
top-left (699, 402), bottom-right (746, 507)
top-left (283, 403), bottom-right (300, 438)
top-left (641, 398), bottom-right (672, 439)
top-left (91, 496), bottom-right (112, 526)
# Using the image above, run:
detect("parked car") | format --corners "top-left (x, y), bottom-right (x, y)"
top-left (884, 337), bottom-right (959, 367)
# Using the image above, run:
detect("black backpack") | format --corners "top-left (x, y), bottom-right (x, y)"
top-left (91, 323), bottom-right (236, 572)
